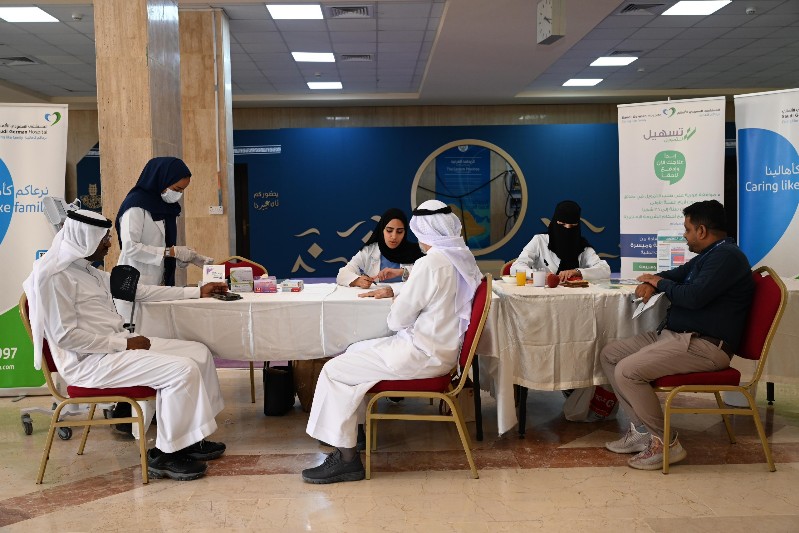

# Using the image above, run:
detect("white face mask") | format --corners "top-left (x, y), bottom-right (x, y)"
top-left (161, 189), bottom-right (183, 204)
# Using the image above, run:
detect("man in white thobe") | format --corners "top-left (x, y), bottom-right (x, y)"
top-left (23, 209), bottom-right (229, 481)
top-left (303, 199), bottom-right (482, 484)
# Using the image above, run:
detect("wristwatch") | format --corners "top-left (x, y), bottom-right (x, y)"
top-left (164, 247), bottom-right (172, 257)
top-left (401, 267), bottom-right (410, 282)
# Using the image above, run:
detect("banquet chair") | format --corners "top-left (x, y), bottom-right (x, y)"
top-left (501, 260), bottom-right (514, 276)
top-left (19, 294), bottom-right (156, 484)
top-left (364, 275), bottom-right (492, 480)
top-left (217, 256), bottom-right (268, 403)
top-left (651, 266), bottom-right (787, 474)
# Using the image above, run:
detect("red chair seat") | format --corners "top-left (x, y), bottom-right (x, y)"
top-left (368, 374), bottom-right (452, 393)
top-left (653, 367), bottom-right (741, 388)
top-left (66, 385), bottom-right (156, 399)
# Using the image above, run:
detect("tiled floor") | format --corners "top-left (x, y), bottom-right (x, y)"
top-left (1, 369), bottom-right (798, 532)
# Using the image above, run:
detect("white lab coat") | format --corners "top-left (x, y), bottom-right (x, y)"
top-left (307, 250), bottom-right (466, 448)
top-left (42, 259), bottom-right (224, 452)
top-left (116, 207), bottom-right (187, 324)
top-left (336, 243), bottom-right (415, 286)
top-left (511, 234), bottom-right (610, 280)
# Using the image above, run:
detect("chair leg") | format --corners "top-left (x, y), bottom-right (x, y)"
top-left (37, 403), bottom-right (66, 484)
top-left (663, 394), bottom-right (673, 474)
top-left (518, 386), bottom-right (528, 438)
top-left (77, 403), bottom-right (97, 455)
top-left (745, 390), bottom-right (776, 472)
top-left (130, 401), bottom-right (150, 483)
top-left (249, 362), bottom-right (256, 404)
top-left (444, 396), bottom-right (478, 479)
top-left (472, 354), bottom-right (483, 442)
top-left (714, 392), bottom-right (736, 444)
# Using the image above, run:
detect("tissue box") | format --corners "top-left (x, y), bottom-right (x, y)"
top-left (280, 279), bottom-right (304, 292)
top-left (229, 267), bottom-right (254, 292)
top-left (202, 265), bottom-right (225, 285)
top-left (254, 276), bottom-right (278, 293)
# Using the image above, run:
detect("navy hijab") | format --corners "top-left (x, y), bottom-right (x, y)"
top-left (115, 157), bottom-right (192, 286)
top-left (361, 208), bottom-right (424, 264)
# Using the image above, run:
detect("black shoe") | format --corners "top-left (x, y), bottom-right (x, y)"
top-left (301, 449), bottom-right (365, 484)
top-left (357, 424), bottom-right (366, 452)
top-left (177, 439), bottom-right (226, 461)
top-left (147, 449), bottom-right (207, 481)
top-left (110, 402), bottom-right (132, 435)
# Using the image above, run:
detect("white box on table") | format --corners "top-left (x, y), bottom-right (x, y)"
top-left (230, 267), bottom-right (254, 292)
top-left (280, 279), bottom-right (304, 292)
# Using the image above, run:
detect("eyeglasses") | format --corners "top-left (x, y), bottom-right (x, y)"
top-left (556, 221), bottom-right (579, 229)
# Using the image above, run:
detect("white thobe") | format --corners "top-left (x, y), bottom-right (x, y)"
top-left (336, 243), bottom-right (415, 286)
top-left (308, 249), bottom-right (464, 448)
top-left (42, 259), bottom-right (224, 453)
top-left (511, 234), bottom-right (611, 280)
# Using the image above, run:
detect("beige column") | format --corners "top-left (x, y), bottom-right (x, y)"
top-left (94, 0), bottom-right (183, 273)
top-left (179, 9), bottom-right (234, 286)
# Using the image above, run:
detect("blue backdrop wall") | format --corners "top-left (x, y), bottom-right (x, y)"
top-left (234, 124), bottom-right (621, 279)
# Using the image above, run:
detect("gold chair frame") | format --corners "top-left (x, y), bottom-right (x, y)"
top-left (217, 255), bottom-right (268, 404)
top-left (365, 275), bottom-right (492, 480)
top-left (654, 266), bottom-right (787, 474)
top-left (19, 294), bottom-right (155, 484)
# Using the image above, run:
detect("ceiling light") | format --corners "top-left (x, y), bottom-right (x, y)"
top-left (308, 82), bottom-right (342, 90)
top-left (563, 79), bottom-right (603, 87)
top-left (292, 52), bottom-right (335, 63)
top-left (266, 4), bottom-right (323, 20)
top-left (662, 1), bottom-right (731, 16)
top-left (591, 56), bottom-right (638, 66)
top-left (0, 7), bottom-right (58, 22)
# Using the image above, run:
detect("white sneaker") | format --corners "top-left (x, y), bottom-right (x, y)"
top-left (605, 422), bottom-right (650, 454)
top-left (628, 434), bottom-right (687, 471)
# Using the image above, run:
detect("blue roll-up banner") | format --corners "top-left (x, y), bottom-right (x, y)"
top-left (735, 88), bottom-right (799, 277)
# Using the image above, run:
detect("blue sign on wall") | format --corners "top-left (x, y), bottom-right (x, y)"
top-left (234, 124), bottom-right (621, 278)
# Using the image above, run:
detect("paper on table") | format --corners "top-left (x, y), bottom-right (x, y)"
top-left (632, 292), bottom-right (664, 319)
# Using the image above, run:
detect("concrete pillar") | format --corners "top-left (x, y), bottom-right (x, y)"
top-left (179, 9), bottom-right (234, 285)
top-left (94, 0), bottom-right (183, 275)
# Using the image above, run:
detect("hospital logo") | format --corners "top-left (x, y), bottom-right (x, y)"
top-left (662, 107), bottom-right (676, 118)
top-left (44, 112), bottom-right (61, 126)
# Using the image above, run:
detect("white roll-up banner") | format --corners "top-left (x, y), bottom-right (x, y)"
top-left (735, 88), bottom-right (799, 278)
top-left (0, 104), bottom-right (68, 395)
top-left (618, 97), bottom-right (726, 278)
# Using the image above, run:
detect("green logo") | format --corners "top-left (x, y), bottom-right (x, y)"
top-left (654, 150), bottom-right (686, 185)
top-left (662, 107), bottom-right (676, 117)
top-left (633, 262), bottom-right (657, 271)
top-left (44, 111), bottom-right (61, 125)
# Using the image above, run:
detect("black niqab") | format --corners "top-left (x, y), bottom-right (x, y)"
top-left (547, 200), bottom-right (591, 273)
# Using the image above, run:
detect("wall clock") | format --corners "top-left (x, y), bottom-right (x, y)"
top-left (537, 0), bottom-right (565, 45)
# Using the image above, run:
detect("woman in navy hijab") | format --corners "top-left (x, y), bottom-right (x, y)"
top-left (115, 157), bottom-right (212, 298)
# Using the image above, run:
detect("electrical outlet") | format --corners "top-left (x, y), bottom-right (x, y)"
top-left (209, 205), bottom-right (224, 215)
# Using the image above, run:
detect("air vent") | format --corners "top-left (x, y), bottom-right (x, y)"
top-left (329, 5), bottom-right (372, 18)
top-left (340, 54), bottom-right (373, 62)
top-left (0, 56), bottom-right (38, 66)
top-left (610, 50), bottom-right (643, 56)
top-left (619, 3), bottom-right (665, 15)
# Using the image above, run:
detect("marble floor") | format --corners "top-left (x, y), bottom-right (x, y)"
top-left (1, 369), bottom-right (798, 532)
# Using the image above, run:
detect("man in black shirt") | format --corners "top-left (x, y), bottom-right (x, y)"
top-left (601, 200), bottom-right (754, 470)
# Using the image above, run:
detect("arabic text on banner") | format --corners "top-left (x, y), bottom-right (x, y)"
top-left (617, 97), bottom-right (725, 278)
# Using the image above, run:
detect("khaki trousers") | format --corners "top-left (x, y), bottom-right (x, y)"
top-left (600, 329), bottom-right (731, 440)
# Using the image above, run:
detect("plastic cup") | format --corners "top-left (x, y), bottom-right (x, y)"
top-left (532, 270), bottom-right (547, 287)
top-left (516, 271), bottom-right (527, 286)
